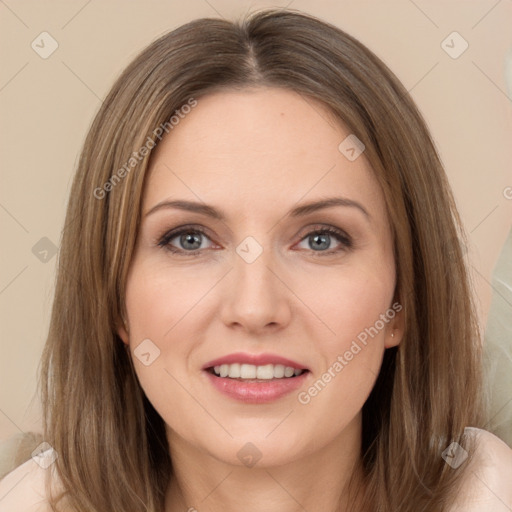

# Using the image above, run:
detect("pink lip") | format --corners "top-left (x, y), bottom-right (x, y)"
top-left (204, 370), bottom-right (310, 404)
top-left (201, 352), bottom-right (311, 404)
top-left (202, 352), bottom-right (309, 371)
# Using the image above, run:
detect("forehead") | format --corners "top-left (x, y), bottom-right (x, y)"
top-left (144, 87), bottom-right (386, 222)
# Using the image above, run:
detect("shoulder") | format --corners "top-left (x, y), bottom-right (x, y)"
top-left (0, 448), bottom-right (64, 512)
top-left (450, 427), bottom-right (512, 511)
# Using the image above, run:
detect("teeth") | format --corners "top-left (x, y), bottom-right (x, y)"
top-left (212, 363), bottom-right (304, 380)
top-left (256, 364), bottom-right (273, 379)
top-left (228, 363), bottom-right (240, 378)
top-left (274, 364), bottom-right (285, 378)
top-left (240, 364), bottom-right (257, 378)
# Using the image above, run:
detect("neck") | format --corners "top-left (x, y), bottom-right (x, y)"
top-left (164, 414), bottom-right (365, 512)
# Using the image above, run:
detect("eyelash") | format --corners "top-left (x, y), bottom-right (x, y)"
top-left (156, 224), bottom-right (353, 257)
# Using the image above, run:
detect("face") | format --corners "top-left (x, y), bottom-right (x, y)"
top-left (117, 87), bottom-right (402, 468)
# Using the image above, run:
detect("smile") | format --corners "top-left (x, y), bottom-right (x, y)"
top-left (203, 364), bottom-right (310, 404)
top-left (210, 363), bottom-right (306, 380)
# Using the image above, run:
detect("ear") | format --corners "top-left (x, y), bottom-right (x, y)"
top-left (116, 316), bottom-right (130, 346)
top-left (384, 300), bottom-right (405, 349)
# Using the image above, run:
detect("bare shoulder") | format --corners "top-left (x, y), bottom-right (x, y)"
top-left (0, 450), bottom-right (65, 512)
top-left (450, 427), bottom-right (512, 511)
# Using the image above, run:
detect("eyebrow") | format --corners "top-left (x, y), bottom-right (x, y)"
top-left (144, 196), bottom-right (370, 221)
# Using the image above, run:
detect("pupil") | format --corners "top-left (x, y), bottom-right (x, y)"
top-left (181, 233), bottom-right (201, 250)
top-left (311, 233), bottom-right (329, 251)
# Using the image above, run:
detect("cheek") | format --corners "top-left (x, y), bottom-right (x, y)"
top-left (293, 264), bottom-right (394, 409)
top-left (295, 262), bottom-right (395, 346)
top-left (122, 267), bottom-right (203, 397)
top-left (124, 265), bottom-right (208, 340)
top-left (123, 267), bottom-right (206, 422)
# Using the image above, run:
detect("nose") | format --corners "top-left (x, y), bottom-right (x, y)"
top-left (219, 241), bottom-right (292, 334)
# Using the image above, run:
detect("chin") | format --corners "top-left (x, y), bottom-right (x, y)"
top-left (194, 426), bottom-right (316, 469)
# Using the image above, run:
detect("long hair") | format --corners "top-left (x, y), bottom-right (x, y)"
top-left (40, 9), bottom-right (484, 511)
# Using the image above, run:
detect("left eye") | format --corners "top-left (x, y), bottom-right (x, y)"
top-left (295, 227), bottom-right (352, 253)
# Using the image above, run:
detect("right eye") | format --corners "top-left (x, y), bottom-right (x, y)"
top-left (157, 225), bottom-right (217, 256)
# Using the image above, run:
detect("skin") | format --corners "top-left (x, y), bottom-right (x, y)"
top-left (117, 87), bottom-right (403, 512)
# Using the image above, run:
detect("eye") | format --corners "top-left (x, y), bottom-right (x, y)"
top-left (157, 225), bottom-right (215, 256)
top-left (295, 226), bottom-right (352, 255)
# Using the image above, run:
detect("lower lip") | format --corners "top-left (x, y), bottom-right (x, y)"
top-left (204, 370), bottom-right (309, 404)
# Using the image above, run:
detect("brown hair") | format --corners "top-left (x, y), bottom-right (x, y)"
top-left (39, 8), bottom-right (483, 511)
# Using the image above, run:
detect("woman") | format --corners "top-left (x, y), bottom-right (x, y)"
top-left (1, 8), bottom-right (511, 512)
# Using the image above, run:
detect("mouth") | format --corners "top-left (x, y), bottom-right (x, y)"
top-left (203, 362), bottom-right (311, 403)
top-left (206, 363), bottom-right (309, 381)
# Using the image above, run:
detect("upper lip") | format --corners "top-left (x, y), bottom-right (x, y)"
top-left (202, 352), bottom-right (310, 371)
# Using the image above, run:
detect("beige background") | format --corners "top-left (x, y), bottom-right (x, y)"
top-left (1, 0), bottom-right (511, 442)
